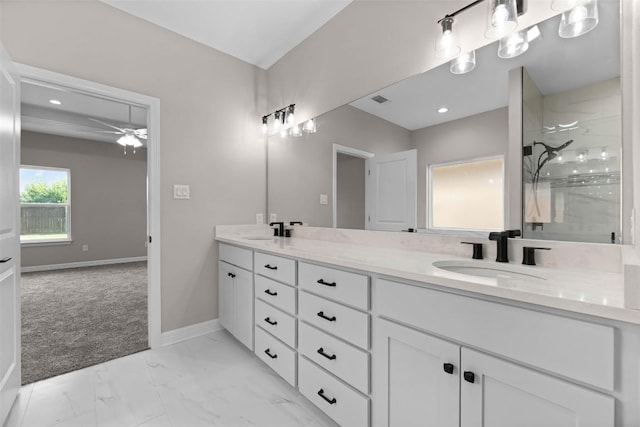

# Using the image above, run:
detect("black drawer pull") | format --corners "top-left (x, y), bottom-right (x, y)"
top-left (264, 317), bottom-right (278, 326)
top-left (227, 272), bottom-right (236, 278)
top-left (317, 278), bottom-right (337, 287)
top-left (317, 311), bottom-right (336, 322)
top-left (443, 363), bottom-right (454, 375)
top-left (0, 257), bottom-right (12, 263)
top-left (464, 371), bottom-right (475, 384)
top-left (264, 264), bottom-right (278, 270)
top-left (264, 289), bottom-right (278, 296)
top-left (317, 347), bottom-right (337, 361)
top-left (317, 389), bottom-right (337, 405)
top-left (264, 349), bottom-right (277, 359)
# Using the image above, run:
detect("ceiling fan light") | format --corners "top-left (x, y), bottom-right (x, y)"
top-left (117, 134), bottom-right (141, 147)
top-left (486, 0), bottom-right (518, 39)
top-left (450, 50), bottom-right (476, 74)
top-left (559, 0), bottom-right (598, 38)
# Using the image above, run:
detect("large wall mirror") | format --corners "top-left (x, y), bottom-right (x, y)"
top-left (267, 0), bottom-right (621, 244)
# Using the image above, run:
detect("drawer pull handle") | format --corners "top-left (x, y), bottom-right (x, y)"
top-left (317, 347), bottom-right (337, 361)
top-left (317, 279), bottom-right (337, 287)
top-left (0, 257), bottom-right (12, 263)
top-left (317, 311), bottom-right (336, 322)
top-left (264, 317), bottom-right (278, 326)
top-left (264, 289), bottom-right (278, 296)
top-left (264, 349), bottom-right (278, 359)
top-left (463, 371), bottom-right (475, 384)
top-left (317, 389), bottom-right (337, 405)
top-left (227, 272), bottom-right (236, 278)
top-left (443, 363), bottom-right (455, 375)
top-left (264, 264), bottom-right (278, 270)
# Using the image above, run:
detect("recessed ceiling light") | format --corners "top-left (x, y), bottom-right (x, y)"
top-left (438, 107), bottom-right (448, 113)
top-left (49, 99), bottom-right (62, 105)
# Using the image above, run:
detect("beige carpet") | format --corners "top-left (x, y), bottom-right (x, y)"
top-left (21, 262), bottom-right (148, 385)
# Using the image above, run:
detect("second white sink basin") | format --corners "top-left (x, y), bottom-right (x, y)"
top-left (433, 260), bottom-right (546, 281)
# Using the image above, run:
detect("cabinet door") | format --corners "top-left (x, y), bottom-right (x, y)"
top-left (218, 261), bottom-right (235, 333)
top-left (460, 348), bottom-right (614, 427)
top-left (373, 318), bottom-right (459, 427)
top-left (233, 267), bottom-right (253, 350)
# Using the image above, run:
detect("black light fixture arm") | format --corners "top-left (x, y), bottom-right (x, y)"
top-left (437, 0), bottom-right (526, 24)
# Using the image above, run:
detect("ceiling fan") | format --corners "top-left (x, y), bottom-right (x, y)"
top-left (87, 105), bottom-right (147, 153)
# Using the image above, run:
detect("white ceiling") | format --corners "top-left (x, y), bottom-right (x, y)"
top-left (350, 1), bottom-right (620, 131)
top-left (100, 0), bottom-right (353, 69)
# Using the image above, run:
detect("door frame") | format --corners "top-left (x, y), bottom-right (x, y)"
top-left (332, 144), bottom-right (374, 228)
top-left (15, 64), bottom-right (162, 349)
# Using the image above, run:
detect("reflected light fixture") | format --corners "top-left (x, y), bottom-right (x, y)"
top-left (261, 104), bottom-right (303, 137)
top-left (450, 50), bottom-right (476, 74)
top-left (498, 24), bottom-right (540, 59)
top-left (117, 133), bottom-right (143, 155)
top-left (302, 118), bottom-right (317, 134)
top-left (49, 99), bottom-right (62, 105)
top-left (272, 111), bottom-right (282, 133)
top-left (435, 17), bottom-right (461, 60)
top-left (285, 105), bottom-right (296, 129)
top-left (289, 123), bottom-right (302, 137)
top-left (261, 116), bottom-right (269, 135)
top-left (558, 0), bottom-right (598, 38)
top-left (486, 0), bottom-right (518, 39)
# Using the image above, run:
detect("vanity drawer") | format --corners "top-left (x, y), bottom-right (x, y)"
top-left (219, 243), bottom-right (252, 270)
top-left (255, 299), bottom-right (296, 348)
top-left (255, 326), bottom-right (296, 387)
top-left (299, 291), bottom-right (369, 350)
top-left (298, 322), bottom-right (369, 394)
top-left (298, 262), bottom-right (369, 310)
top-left (255, 275), bottom-right (296, 315)
top-left (298, 357), bottom-right (369, 427)
top-left (255, 252), bottom-right (296, 285)
top-left (377, 279), bottom-right (615, 391)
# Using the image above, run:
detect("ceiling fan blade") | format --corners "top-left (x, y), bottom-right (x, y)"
top-left (134, 129), bottom-right (148, 139)
top-left (88, 117), bottom-right (126, 132)
top-left (93, 130), bottom-right (123, 134)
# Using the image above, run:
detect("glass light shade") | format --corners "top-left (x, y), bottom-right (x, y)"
top-left (302, 118), bottom-right (316, 134)
top-left (450, 50), bottom-right (476, 74)
top-left (117, 134), bottom-right (142, 147)
top-left (559, 0), bottom-right (598, 38)
top-left (485, 0), bottom-right (518, 39)
top-left (498, 30), bottom-right (529, 59)
top-left (289, 123), bottom-right (302, 137)
top-left (261, 118), bottom-right (268, 135)
top-left (551, 0), bottom-right (587, 11)
top-left (435, 17), bottom-right (461, 60)
top-left (272, 112), bottom-right (281, 133)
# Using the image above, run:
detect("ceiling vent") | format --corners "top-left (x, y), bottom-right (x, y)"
top-left (371, 95), bottom-right (389, 104)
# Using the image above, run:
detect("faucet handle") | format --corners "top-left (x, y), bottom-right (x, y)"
top-left (507, 229), bottom-right (522, 238)
top-left (289, 221), bottom-right (303, 226)
top-left (522, 247), bottom-right (550, 266)
top-left (461, 242), bottom-right (483, 260)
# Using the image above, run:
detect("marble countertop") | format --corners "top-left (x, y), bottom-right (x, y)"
top-left (215, 227), bottom-right (640, 325)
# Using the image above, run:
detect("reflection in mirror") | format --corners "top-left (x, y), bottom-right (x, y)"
top-left (267, 0), bottom-right (620, 241)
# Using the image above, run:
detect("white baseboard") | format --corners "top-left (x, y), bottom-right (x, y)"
top-left (21, 256), bottom-right (148, 273)
top-left (161, 319), bottom-right (223, 347)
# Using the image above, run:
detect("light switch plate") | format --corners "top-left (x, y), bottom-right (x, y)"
top-left (256, 213), bottom-right (264, 224)
top-left (320, 194), bottom-right (328, 205)
top-left (173, 184), bottom-right (190, 200)
top-left (269, 213), bottom-right (277, 222)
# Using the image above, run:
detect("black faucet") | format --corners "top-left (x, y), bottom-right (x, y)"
top-left (488, 230), bottom-right (521, 263)
top-left (270, 222), bottom-right (285, 237)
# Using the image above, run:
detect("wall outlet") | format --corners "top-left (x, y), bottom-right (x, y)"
top-left (82, 244), bottom-right (89, 252)
top-left (256, 213), bottom-right (264, 224)
top-left (173, 184), bottom-right (190, 200)
top-left (320, 194), bottom-right (328, 205)
top-left (269, 213), bottom-right (277, 222)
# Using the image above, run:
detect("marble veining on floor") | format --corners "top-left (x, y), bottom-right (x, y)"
top-left (4, 330), bottom-right (338, 427)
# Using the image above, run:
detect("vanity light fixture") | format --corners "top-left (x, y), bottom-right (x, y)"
top-left (497, 25), bottom-right (540, 59)
top-left (302, 118), bottom-right (317, 134)
top-left (261, 116), bottom-right (269, 135)
top-left (49, 99), bottom-right (62, 105)
top-left (450, 50), bottom-right (476, 74)
top-left (486, 0), bottom-right (519, 39)
top-left (289, 123), bottom-right (302, 137)
top-left (435, 16), bottom-right (461, 60)
top-left (558, 0), bottom-right (598, 38)
top-left (261, 104), bottom-right (301, 137)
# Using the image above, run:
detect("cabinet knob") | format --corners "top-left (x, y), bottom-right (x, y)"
top-left (317, 389), bottom-right (337, 405)
top-left (443, 363), bottom-right (455, 375)
top-left (463, 371), bottom-right (476, 384)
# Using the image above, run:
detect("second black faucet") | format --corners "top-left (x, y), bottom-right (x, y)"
top-left (488, 230), bottom-right (521, 263)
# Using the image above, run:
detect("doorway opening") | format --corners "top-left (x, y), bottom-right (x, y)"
top-left (15, 64), bottom-right (161, 383)
top-left (332, 144), bottom-right (374, 229)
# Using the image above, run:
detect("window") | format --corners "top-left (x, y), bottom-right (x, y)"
top-left (20, 166), bottom-right (71, 243)
top-left (429, 157), bottom-right (504, 231)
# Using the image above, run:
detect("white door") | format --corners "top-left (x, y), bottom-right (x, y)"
top-left (366, 149), bottom-right (417, 231)
top-left (460, 348), bottom-right (614, 427)
top-left (373, 319), bottom-right (459, 427)
top-left (233, 267), bottom-right (253, 350)
top-left (0, 44), bottom-right (21, 426)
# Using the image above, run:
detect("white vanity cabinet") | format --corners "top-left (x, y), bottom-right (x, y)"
top-left (218, 243), bottom-right (254, 350)
top-left (373, 279), bottom-right (615, 427)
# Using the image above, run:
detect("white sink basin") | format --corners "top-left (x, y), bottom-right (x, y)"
top-left (432, 260), bottom-right (546, 281)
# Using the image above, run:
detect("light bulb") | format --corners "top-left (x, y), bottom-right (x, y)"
top-left (485, 0), bottom-right (518, 39)
top-left (261, 117), bottom-right (268, 135)
top-left (272, 112), bottom-right (281, 133)
top-left (450, 50), bottom-right (476, 74)
top-left (435, 17), bottom-right (461, 60)
top-left (286, 106), bottom-right (296, 127)
top-left (492, 4), bottom-right (509, 28)
top-left (302, 118), bottom-right (316, 134)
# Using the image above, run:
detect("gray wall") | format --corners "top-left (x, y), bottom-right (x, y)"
top-left (336, 153), bottom-right (365, 229)
top-left (1, 0), bottom-right (266, 332)
top-left (21, 131), bottom-right (147, 267)
top-left (411, 108), bottom-right (509, 228)
top-left (268, 104), bottom-right (410, 227)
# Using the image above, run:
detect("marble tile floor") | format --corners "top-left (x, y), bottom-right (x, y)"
top-left (4, 330), bottom-right (339, 427)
